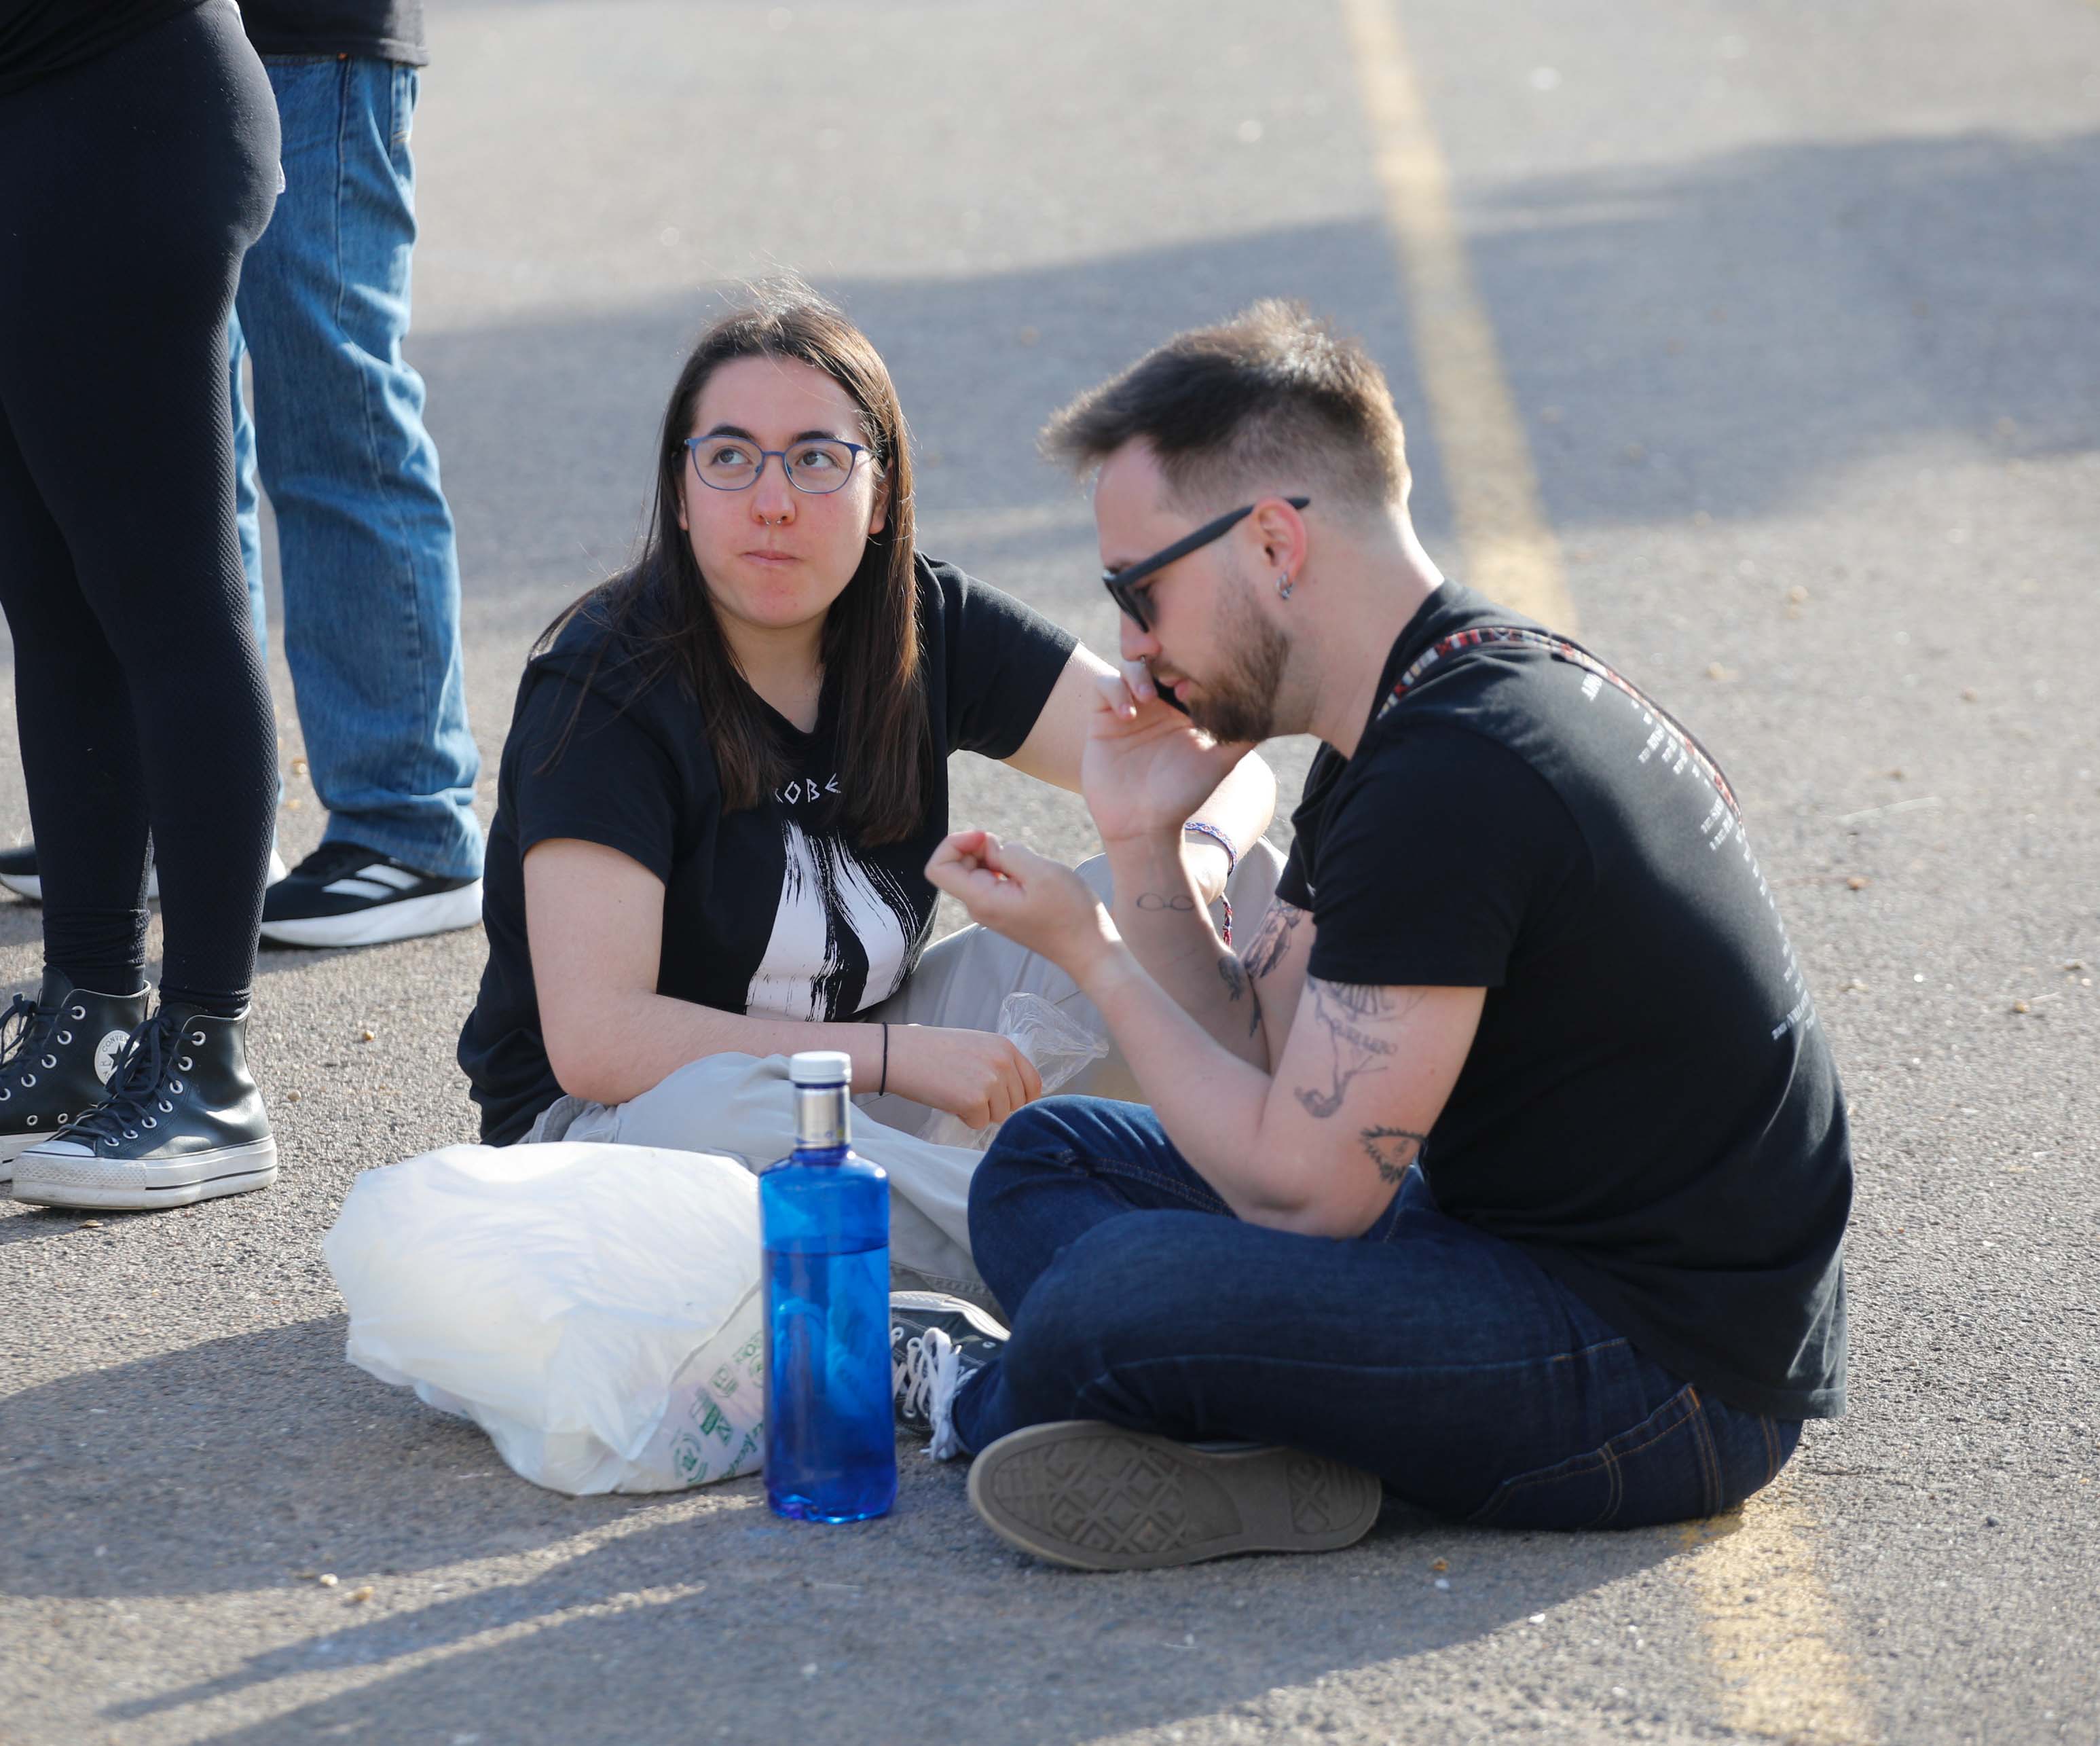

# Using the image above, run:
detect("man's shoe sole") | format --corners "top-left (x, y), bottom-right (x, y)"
top-left (259, 879), bottom-right (482, 949)
top-left (9, 1137), bottom-right (278, 1210)
top-left (968, 1420), bottom-right (1383, 1572)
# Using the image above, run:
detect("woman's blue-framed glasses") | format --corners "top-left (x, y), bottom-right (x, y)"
top-left (684, 434), bottom-right (870, 494)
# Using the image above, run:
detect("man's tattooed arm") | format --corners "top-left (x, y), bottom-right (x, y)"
top-left (1239, 899), bottom-right (1305, 979)
top-left (1359, 1125), bottom-right (1428, 1184)
top-left (1293, 979), bottom-right (1418, 1118)
top-left (1217, 953), bottom-right (1264, 1036)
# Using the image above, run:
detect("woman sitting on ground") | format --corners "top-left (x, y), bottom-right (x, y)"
top-left (458, 288), bottom-right (1274, 1156)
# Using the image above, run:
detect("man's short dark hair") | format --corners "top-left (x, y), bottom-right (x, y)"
top-left (1041, 300), bottom-right (1410, 515)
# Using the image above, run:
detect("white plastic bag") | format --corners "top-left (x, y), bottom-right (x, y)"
top-left (323, 1140), bottom-right (768, 1495)
top-left (917, 992), bottom-right (1111, 1152)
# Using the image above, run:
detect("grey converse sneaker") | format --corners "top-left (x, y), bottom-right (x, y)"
top-left (10, 1002), bottom-right (276, 1210)
top-left (0, 972), bottom-right (150, 1188)
top-left (967, 1423), bottom-right (1384, 1572)
top-left (891, 1291), bottom-right (1008, 1460)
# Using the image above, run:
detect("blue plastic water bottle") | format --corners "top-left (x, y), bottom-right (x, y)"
top-left (760, 1050), bottom-right (896, 1523)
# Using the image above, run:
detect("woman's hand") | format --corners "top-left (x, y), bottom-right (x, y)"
top-left (885, 1023), bottom-right (1044, 1131)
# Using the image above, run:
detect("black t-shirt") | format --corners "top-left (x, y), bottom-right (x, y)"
top-left (1276, 582), bottom-right (1852, 1419)
top-left (0, 0), bottom-right (207, 92)
top-left (240, 0), bottom-right (426, 64)
top-left (459, 556), bottom-right (1077, 1145)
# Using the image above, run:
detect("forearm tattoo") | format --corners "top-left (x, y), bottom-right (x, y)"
top-left (1135, 892), bottom-right (1198, 913)
top-left (1217, 953), bottom-right (1264, 1036)
top-left (1359, 1125), bottom-right (1428, 1184)
top-left (1240, 900), bottom-right (1305, 980)
top-left (1293, 979), bottom-right (1416, 1118)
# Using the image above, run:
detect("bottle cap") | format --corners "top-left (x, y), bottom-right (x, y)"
top-left (788, 1050), bottom-right (853, 1087)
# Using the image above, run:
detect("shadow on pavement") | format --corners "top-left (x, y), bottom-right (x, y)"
top-left (1468, 129), bottom-right (2100, 531)
top-left (420, 215), bottom-right (1441, 642)
top-left (1, 1312), bottom-right (1687, 1742)
top-left (0, 1204), bottom-right (122, 1248)
top-left (422, 129), bottom-right (2099, 666)
top-left (0, 1316), bottom-right (614, 1601)
top-left (113, 1473), bottom-right (1687, 1746)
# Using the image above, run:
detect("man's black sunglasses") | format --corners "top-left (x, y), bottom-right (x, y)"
top-left (1101, 496), bottom-right (1311, 634)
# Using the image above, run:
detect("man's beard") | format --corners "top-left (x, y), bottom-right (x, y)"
top-left (1184, 560), bottom-right (1290, 744)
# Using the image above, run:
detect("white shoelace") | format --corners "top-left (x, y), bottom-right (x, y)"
top-left (892, 1326), bottom-right (965, 1462)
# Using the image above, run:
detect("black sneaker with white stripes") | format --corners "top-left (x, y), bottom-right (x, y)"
top-left (0, 843), bottom-right (52, 901)
top-left (259, 841), bottom-right (482, 948)
top-left (0, 841), bottom-right (287, 903)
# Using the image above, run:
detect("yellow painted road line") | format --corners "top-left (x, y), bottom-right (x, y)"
top-left (1338, 0), bottom-right (1579, 631)
top-left (1680, 1494), bottom-right (1880, 1743)
top-left (1342, 4), bottom-right (1875, 1736)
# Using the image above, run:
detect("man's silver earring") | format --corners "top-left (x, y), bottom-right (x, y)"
top-left (1276, 572), bottom-right (1295, 600)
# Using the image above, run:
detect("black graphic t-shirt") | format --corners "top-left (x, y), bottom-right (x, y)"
top-left (1276, 583), bottom-right (1852, 1420)
top-left (459, 556), bottom-right (1076, 1144)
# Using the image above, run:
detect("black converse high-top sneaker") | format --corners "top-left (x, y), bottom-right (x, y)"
top-left (0, 972), bottom-right (149, 1189)
top-left (10, 1002), bottom-right (275, 1210)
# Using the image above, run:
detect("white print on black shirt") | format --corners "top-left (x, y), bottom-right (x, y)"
top-left (746, 819), bottom-right (921, 1021)
top-left (1590, 675), bottom-right (1816, 1044)
top-left (775, 774), bottom-right (841, 806)
top-left (1386, 625), bottom-right (1816, 1047)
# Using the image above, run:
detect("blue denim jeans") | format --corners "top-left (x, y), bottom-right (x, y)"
top-left (955, 1097), bottom-right (1802, 1529)
top-left (227, 55), bottom-right (482, 879)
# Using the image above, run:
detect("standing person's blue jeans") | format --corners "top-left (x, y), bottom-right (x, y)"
top-left (227, 55), bottom-right (481, 881)
top-left (957, 1097), bottom-right (1803, 1529)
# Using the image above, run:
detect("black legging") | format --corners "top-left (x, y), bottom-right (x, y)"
top-left (0, 1), bottom-right (280, 1008)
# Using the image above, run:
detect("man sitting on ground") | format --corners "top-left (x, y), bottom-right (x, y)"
top-left (898, 300), bottom-right (1851, 1571)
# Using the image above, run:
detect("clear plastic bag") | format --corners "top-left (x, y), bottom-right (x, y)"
top-left (917, 992), bottom-right (1110, 1152)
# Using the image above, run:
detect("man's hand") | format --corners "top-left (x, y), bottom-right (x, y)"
top-left (925, 829), bottom-right (1120, 978)
top-left (1080, 664), bottom-right (1252, 852)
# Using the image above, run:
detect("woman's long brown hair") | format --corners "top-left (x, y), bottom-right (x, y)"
top-left (538, 285), bottom-right (931, 845)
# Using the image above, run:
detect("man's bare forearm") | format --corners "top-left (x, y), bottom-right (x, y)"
top-left (1072, 944), bottom-right (1302, 1218)
top-left (1185, 751), bottom-right (1276, 874)
top-left (1105, 834), bottom-right (1268, 1066)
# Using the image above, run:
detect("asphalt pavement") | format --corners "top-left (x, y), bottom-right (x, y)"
top-left (2, 2), bottom-right (2096, 1742)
